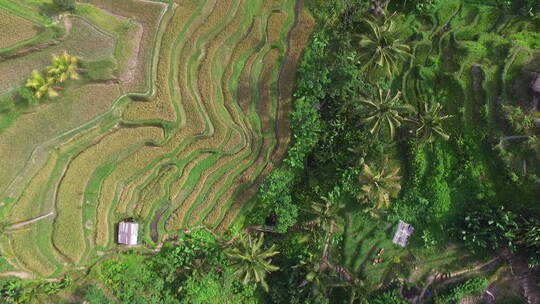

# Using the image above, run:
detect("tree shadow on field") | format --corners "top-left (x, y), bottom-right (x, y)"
top-left (38, 3), bottom-right (65, 16)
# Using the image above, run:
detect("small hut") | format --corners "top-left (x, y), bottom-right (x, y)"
top-left (118, 221), bottom-right (138, 245)
top-left (392, 220), bottom-right (414, 247)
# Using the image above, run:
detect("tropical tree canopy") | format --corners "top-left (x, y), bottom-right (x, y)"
top-left (47, 52), bottom-right (79, 83)
top-left (359, 88), bottom-right (412, 140)
top-left (25, 70), bottom-right (58, 99)
top-left (358, 158), bottom-right (402, 208)
top-left (225, 233), bottom-right (279, 292)
top-left (357, 14), bottom-right (411, 78)
top-left (412, 101), bottom-right (452, 142)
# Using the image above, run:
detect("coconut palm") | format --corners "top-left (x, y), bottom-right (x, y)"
top-left (25, 70), bottom-right (58, 99)
top-left (359, 88), bottom-right (412, 140)
top-left (357, 14), bottom-right (411, 78)
top-left (358, 158), bottom-right (401, 209)
top-left (412, 101), bottom-right (452, 143)
top-left (296, 252), bottom-right (335, 300)
top-left (46, 52), bottom-right (79, 83)
top-left (225, 232), bottom-right (279, 292)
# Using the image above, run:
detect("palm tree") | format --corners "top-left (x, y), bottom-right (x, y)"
top-left (359, 88), bottom-right (412, 140)
top-left (25, 70), bottom-right (58, 99)
top-left (358, 158), bottom-right (401, 209)
top-left (357, 14), bottom-right (411, 78)
top-left (412, 101), bottom-right (452, 143)
top-left (335, 276), bottom-right (369, 304)
top-left (46, 52), bottom-right (79, 83)
top-left (296, 252), bottom-right (335, 300)
top-left (225, 232), bottom-right (279, 292)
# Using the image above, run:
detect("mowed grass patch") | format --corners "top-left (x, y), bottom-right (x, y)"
top-left (340, 214), bottom-right (407, 289)
top-left (0, 9), bottom-right (39, 50)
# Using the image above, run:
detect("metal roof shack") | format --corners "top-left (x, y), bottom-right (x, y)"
top-left (392, 220), bottom-right (414, 247)
top-left (118, 221), bottom-right (138, 245)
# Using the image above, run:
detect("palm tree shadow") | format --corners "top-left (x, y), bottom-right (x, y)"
top-left (37, 3), bottom-right (64, 16)
top-left (355, 241), bottom-right (381, 275)
top-left (351, 224), bottom-right (381, 271)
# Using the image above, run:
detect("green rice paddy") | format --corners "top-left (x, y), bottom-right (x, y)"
top-left (0, 0), bottom-right (313, 278)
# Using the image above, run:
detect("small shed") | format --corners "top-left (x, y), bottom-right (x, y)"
top-left (392, 220), bottom-right (414, 247)
top-left (118, 221), bottom-right (138, 245)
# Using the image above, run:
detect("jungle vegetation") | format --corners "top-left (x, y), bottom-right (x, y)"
top-left (0, 0), bottom-right (539, 303)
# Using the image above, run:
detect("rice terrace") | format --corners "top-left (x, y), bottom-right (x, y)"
top-left (1, 0), bottom-right (540, 303)
top-left (0, 0), bottom-right (311, 278)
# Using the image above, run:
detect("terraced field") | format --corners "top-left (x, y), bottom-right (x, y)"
top-left (0, 9), bottom-right (39, 50)
top-left (0, 0), bottom-right (313, 278)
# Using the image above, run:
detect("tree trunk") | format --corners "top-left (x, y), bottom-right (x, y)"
top-left (324, 260), bottom-right (355, 282)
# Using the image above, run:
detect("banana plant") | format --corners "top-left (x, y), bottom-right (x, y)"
top-left (46, 52), bottom-right (79, 83)
top-left (25, 70), bottom-right (58, 99)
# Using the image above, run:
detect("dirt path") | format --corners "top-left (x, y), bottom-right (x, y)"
top-left (0, 271), bottom-right (33, 279)
top-left (7, 211), bottom-right (54, 230)
top-left (506, 253), bottom-right (540, 304)
top-left (413, 255), bottom-right (502, 304)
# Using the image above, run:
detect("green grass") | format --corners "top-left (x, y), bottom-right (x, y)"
top-left (76, 4), bottom-right (138, 78)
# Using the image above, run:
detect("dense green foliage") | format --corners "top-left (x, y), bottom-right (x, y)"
top-left (0, 277), bottom-right (72, 303)
top-left (86, 230), bottom-right (260, 304)
top-left (52, 0), bottom-right (75, 11)
top-left (1, 0), bottom-right (539, 302)
top-left (436, 277), bottom-right (489, 304)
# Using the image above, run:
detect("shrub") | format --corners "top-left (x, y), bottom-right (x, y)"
top-left (370, 289), bottom-right (407, 304)
top-left (53, 0), bottom-right (75, 11)
top-left (457, 207), bottom-right (518, 251)
top-left (438, 277), bottom-right (488, 304)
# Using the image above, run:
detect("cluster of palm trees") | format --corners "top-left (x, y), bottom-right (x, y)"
top-left (354, 10), bottom-right (453, 211)
top-left (226, 190), bottom-right (365, 298)
top-left (359, 88), bottom-right (452, 143)
top-left (356, 11), bottom-right (452, 143)
top-left (25, 52), bottom-right (79, 99)
top-left (356, 90), bottom-right (451, 209)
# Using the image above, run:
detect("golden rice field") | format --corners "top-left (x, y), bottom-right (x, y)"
top-left (0, 0), bottom-right (313, 278)
top-left (0, 9), bottom-right (39, 50)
